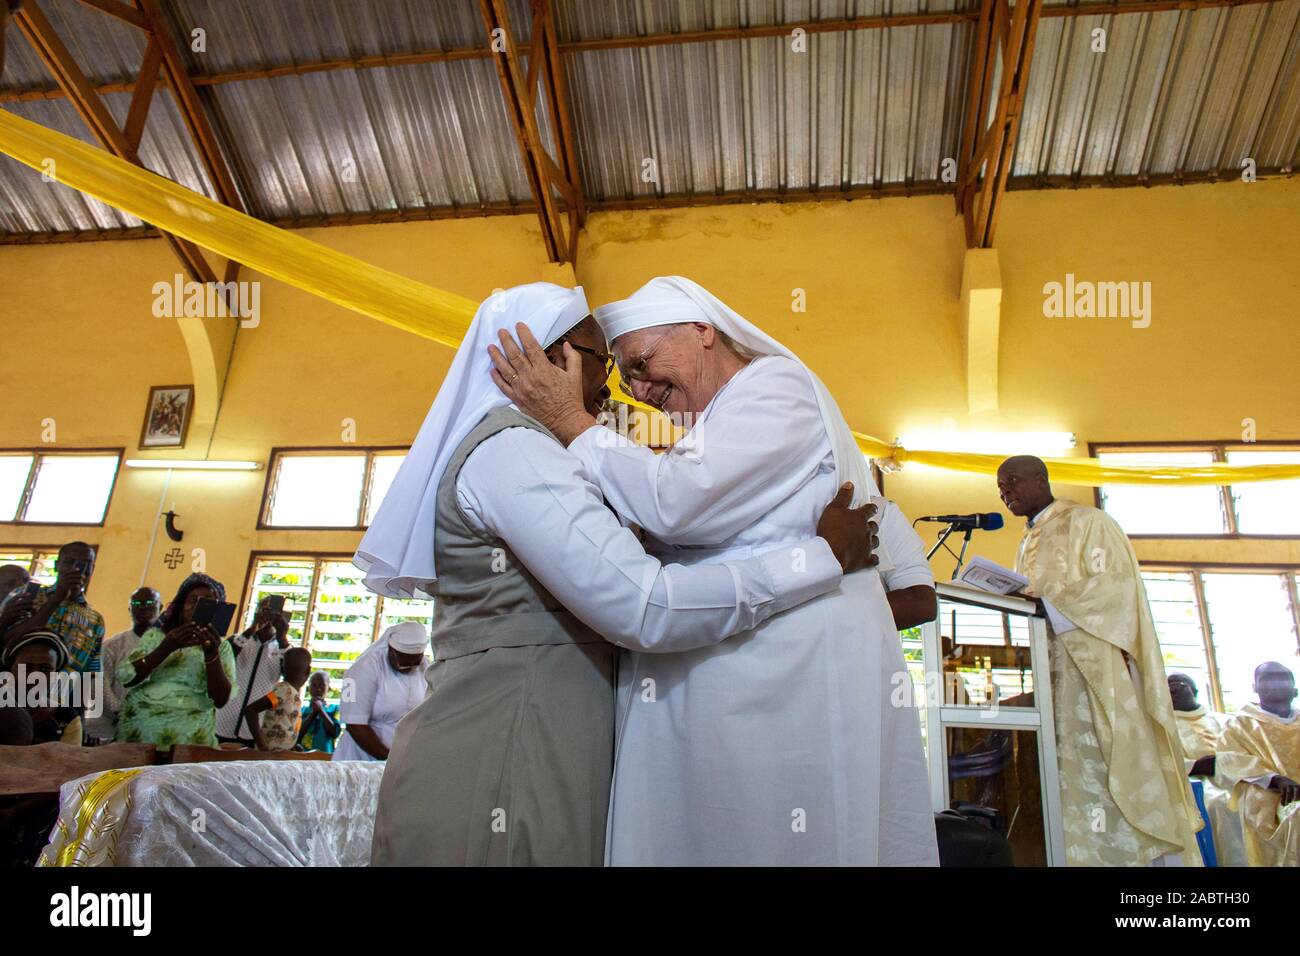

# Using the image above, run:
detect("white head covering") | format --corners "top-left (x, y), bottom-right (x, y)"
top-left (384, 620), bottom-right (430, 654)
top-left (594, 276), bottom-right (877, 506)
top-left (354, 282), bottom-right (590, 598)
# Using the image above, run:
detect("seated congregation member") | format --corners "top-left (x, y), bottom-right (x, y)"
top-left (0, 629), bottom-right (78, 744)
top-left (84, 587), bottom-right (161, 743)
top-left (1216, 662), bottom-right (1300, 866)
top-left (217, 596), bottom-right (289, 744)
top-left (1169, 673), bottom-right (1247, 867)
top-left (331, 621), bottom-right (429, 762)
top-left (995, 455), bottom-right (1203, 866)
top-left (297, 670), bottom-right (341, 754)
top-left (245, 647), bottom-right (312, 752)
top-left (490, 277), bottom-right (918, 866)
top-left (116, 573), bottom-right (235, 750)
top-left (0, 542), bottom-right (104, 681)
top-left (359, 283), bottom-right (876, 866)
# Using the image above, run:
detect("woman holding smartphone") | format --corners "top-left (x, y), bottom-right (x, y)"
top-left (117, 573), bottom-right (236, 750)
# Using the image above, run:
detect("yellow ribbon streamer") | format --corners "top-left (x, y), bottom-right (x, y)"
top-left (2, 108), bottom-right (1296, 488)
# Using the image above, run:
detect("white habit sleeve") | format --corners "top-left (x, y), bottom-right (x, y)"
top-left (456, 426), bottom-right (843, 654)
top-left (877, 500), bottom-right (935, 592)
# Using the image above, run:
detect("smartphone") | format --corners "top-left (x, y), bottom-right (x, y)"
top-left (264, 594), bottom-right (285, 617)
top-left (193, 597), bottom-right (237, 637)
top-left (23, 581), bottom-right (44, 598)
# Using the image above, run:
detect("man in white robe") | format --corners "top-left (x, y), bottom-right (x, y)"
top-left (1168, 672), bottom-right (1247, 866)
top-left (492, 276), bottom-right (938, 866)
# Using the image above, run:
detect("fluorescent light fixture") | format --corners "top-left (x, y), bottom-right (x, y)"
top-left (896, 431), bottom-right (1077, 456)
top-left (125, 459), bottom-right (262, 471)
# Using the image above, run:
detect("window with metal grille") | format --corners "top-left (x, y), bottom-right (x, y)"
top-left (1141, 567), bottom-right (1300, 713)
top-left (1092, 442), bottom-right (1300, 537)
top-left (240, 554), bottom-right (433, 704)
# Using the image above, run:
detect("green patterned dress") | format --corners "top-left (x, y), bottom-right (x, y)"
top-left (116, 626), bottom-right (237, 749)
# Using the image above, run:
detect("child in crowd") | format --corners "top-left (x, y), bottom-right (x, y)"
top-left (296, 669), bottom-right (341, 754)
top-left (244, 647), bottom-right (311, 752)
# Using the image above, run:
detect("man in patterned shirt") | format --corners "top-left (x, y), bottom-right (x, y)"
top-left (0, 541), bottom-right (104, 676)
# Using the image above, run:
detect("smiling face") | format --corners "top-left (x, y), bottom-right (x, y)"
top-left (612, 322), bottom-right (743, 415)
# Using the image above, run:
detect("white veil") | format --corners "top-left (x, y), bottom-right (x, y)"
top-left (594, 276), bottom-right (877, 507)
top-left (354, 283), bottom-right (590, 599)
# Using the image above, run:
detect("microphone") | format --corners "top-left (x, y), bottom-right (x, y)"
top-left (916, 512), bottom-right (1005, 531)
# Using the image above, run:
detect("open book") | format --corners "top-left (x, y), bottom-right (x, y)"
top-left (957, 556), bottom-right (1077, 635)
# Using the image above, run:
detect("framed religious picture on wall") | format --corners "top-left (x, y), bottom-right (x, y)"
top-left (139, 385), bottom-right (194, 450)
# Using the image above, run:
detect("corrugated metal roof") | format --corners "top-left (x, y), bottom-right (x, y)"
top-left (1, 0), bottom-right (1296, 239)
top-left (1015, 1), bottom-right (1300, 180)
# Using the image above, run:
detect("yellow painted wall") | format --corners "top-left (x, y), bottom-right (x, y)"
top-left (1, 179), bottom-right (1297, 633)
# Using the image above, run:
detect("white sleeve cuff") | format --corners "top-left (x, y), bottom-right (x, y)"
top-left (757, 537), bottom-right (843, 614)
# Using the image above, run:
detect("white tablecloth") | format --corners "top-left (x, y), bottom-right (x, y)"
top-left (41, 760), bottom-right (385, 866)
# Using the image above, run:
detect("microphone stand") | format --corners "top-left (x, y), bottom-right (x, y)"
top-left (926, 522), bottom-right (977, 580)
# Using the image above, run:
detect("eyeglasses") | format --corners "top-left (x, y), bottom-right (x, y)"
top-left (613, 331), bottom-right (672, 400)
top-left (562, 342), bottom-right (615, 377)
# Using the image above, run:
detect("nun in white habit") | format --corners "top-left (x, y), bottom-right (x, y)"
top-left (492, 276), bottom-right (940, 866)
top-left (331, 620), bottom-right (429, 762)
top-left (356, 282), bottom-right (875, 866)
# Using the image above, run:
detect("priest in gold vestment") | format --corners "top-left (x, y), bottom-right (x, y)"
top-left (1169, 673), bottom-right (1247, 866)
top-left (1215, 662), bottom-right (1300, 867)
top-left (997, 456), bottom-right (1203, 866)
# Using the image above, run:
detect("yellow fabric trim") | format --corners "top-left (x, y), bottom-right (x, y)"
top-left (3, 108), bottom-right (1298, 488)
top-left (43, 767), bottom-right (145, 868)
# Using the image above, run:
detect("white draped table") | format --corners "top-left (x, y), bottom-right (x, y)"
top-left (40, 760), bottom-right (385, 866)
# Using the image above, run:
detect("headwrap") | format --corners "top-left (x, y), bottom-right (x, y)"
top-left (158, 572), bottom-right (226, 632)
top-left (348, 622), bottom-right (430, 676)
top-left (594, 276), bottom-right (877, 507)
top-left (384, 620), bottom-right (431, 654)
top-left (2, 628), bottom-right (69, 670)
top-left (354, 282), bottom-right (591, 599)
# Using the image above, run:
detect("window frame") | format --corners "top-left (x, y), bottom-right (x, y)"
top-left (1141, 561), bottom-right (1300, 713)
top-left (256, 446), bottom-right (409, 531)
top-left (0, 545), bottom-right (64, 581)
top-left (237, 550), bottom-right (432, 650)
top-left (0, 448), bottom-right (124, 527)
top-left (1089, 440), bottom-right (1300, 539)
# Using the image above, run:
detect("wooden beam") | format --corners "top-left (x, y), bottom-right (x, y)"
top-left (75, 0), bottom-right (149, 30)
top-left (961, 0), bottom-right (1044, 248)
top-left (14, 0), bottom-right (216, 282)
top-left (122, 35), bottom-right (162, 152)
top-left (0, 2), bottom-right (10, 82)
top-left (478, 0), bottom-right (584, 265)
top-left (134, 0), bottom-right (245, 213)
top-left (15, 0), bottom-right (135, 156)
top-left (3, 166), bottom-right (1296, 245)
top-left (956, 0), bottom-right (995, 217)
top-left (5, 0), bottom-right (1285, 103)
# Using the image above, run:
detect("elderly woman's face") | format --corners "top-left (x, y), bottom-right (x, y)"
top-left (613, 324), bottom-right (714, 415)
